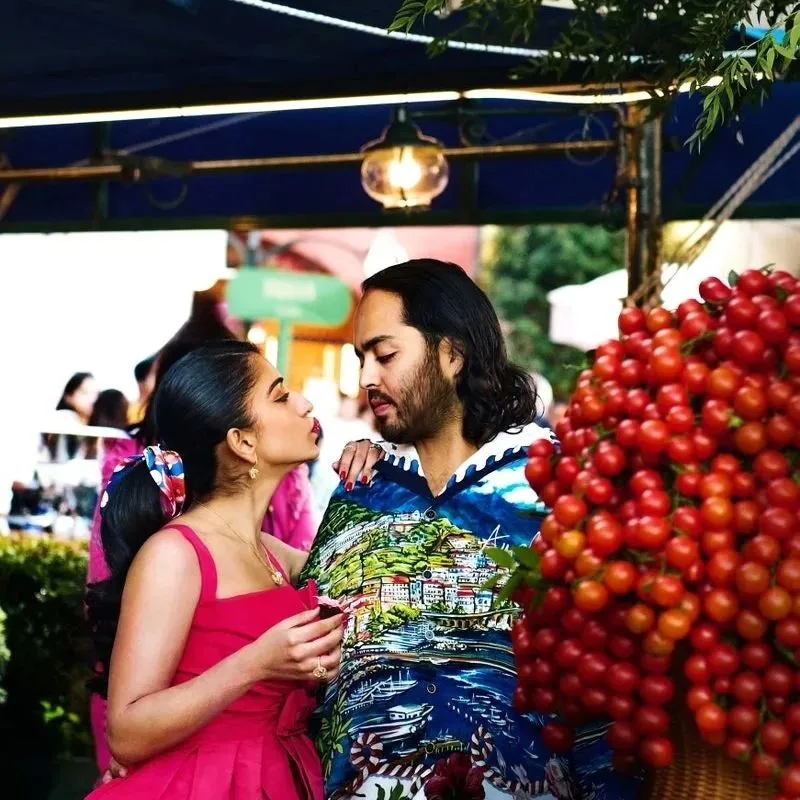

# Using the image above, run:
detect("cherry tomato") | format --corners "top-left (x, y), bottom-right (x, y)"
top-left (639, 675), bottom-right (674, 706)
top-left (764, 663), bottom-right (794, 696)
top-left (639, 736), bottom-right (675, 769)
top-left (704, 588), bottom-right (739, 623)
top-left (594, 445), bottom-right (627, 477)
top-left (695, 702), bottom-right (727, 734)
top-left (741, 642), bottom-right (772, 671)
top-left (731, 672), bottom-right (763, 706)
top-left (649, 575), bottom-right (685, 608)
top-left (626, 604), bottom-right (655, 634)
top-left (777, 558), bottom-right (800, 592)
top-left (646, 307), bottom-right (675, 334)
top-left (761, 720), bottom-right (791, 754)
top-left (542, 723), bottom-right (575, 754)
top-left (707, 366), bottom-right (741, 399)
top-left (658, 609), bottom-right (691, 640)
top-left (619, 307), bottom-right (646, 334)
top-left (726, 295), bottom-right (759, 329)
top-left (699, 277), bottom-right (732, 304)
top-left (606, 662), bottom-right (640, 696)
top-left (574, 580), bottom-right (610, 614)
top-left (728, 705), bottom-right (760, 737)
top-left (735, 609), bottom-right (769, 642)
top-left (687, 686), bottom-right (714, 712)
top-left (665, 537), bottom-right (700, 571)
top-left (649, 347), bottom-right (684, 384)
top-left (734, 421), bottom-right (768, 455)
top-left (759, 586), bottom-right (792, 621)
top-left (604, 561), bottom-right (638, 595)
top-left (707, 548), bottom-right (740, 586)
top-left (684, 654), bottom-right (710, 685)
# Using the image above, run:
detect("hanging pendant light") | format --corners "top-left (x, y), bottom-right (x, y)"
top-left (360, 108), bottom-right (449, 210)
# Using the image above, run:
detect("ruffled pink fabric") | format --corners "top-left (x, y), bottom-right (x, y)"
top-left (87, 441), bottom-right (318, 774)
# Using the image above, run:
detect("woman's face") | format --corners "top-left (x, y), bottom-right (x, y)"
top-left (67, 377), bottom-right (98, 421)
top-left (247, 358), bottom-right (320, 468)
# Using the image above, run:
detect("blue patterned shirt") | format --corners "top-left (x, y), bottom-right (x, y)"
top-left (301, 423), bottom-right (641, 800)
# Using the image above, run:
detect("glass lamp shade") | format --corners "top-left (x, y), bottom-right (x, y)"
top-left (360, 109), bottom-right (449, 210)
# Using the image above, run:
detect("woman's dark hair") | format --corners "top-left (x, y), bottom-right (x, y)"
top-left (89, 389), bottom-right (130, 430)
top-left (46, 372), bottom-right (95, 459)
top-left (86, 340), bottom-right (260, 695)
top-left (362, 259), bottom-right (538, 446)
top-left (136, 289), bottom-right (238, 445)
top-left (134, 354), bottom-right (157, 385)
top-left (56, 372), bottom-right (93, 411)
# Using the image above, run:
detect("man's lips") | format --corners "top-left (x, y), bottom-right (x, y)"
top-left (369, 399), bottom-right (394, 417)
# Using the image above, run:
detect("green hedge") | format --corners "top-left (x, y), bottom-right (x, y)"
top-left (0, 535), bottom-right (93, 797)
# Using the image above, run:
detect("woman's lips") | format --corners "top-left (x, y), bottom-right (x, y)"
top-left (311, 418), bottom-right (322, 437)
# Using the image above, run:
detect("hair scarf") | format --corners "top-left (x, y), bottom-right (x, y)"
top-left (101, 444), bottom-right (186, 518)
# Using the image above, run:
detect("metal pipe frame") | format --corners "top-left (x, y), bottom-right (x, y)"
top-left (0, 140), bottom-right (614, 185)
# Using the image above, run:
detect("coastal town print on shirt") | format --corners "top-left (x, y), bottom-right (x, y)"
top-left (301, 425), bottom-right (640, 800)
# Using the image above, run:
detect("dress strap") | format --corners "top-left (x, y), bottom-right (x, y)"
top-left (166, 523), bottom-right (218, 603)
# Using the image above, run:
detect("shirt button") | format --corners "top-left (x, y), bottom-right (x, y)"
top-left (423, 508), bottom-right (437, 521)
top-left (426, 682), bottom-right (437, 694)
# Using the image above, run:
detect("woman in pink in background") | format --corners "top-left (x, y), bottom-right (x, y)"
top-left (87, 294), bottom-right (318, 774)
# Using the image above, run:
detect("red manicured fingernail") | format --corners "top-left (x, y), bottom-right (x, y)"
top-left (340, 471), bottom-right (346, 480)
top-left (345, 481), bottom-right (353, 492)
top-left (361, 475), bottom-right (369, 484)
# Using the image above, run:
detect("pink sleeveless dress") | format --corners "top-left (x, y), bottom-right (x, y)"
top-left (88, 438), bottom-right (319, 774)
top-left (86, 524), bottom-right (323, 800)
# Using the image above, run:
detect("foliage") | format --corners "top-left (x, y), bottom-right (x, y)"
top-left (0, 606), bottom-right (9, 704)
top-left (484, 224), bottom-right (624, 401)
top-left (0, 535), bottom-right (92, 765)
top-left (391, 1), bottom-right (800, 145)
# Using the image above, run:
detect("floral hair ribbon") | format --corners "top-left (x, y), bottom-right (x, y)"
top-left (100, 445), bottom-right (186, 518)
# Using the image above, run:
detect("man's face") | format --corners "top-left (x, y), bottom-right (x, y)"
top-left (354, 290), bottom-right (460, 444)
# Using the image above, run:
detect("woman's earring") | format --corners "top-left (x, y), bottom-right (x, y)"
top-left (249, 465), bottom-right (259, 480)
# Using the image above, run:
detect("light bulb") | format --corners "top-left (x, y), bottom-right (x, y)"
top-left (387, 147), bottom-right (424, 190)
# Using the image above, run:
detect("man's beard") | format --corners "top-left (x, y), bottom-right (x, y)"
top-left (370, 349), bottom-right (459, 444)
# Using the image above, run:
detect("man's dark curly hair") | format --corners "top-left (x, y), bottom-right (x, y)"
top-left (362, 259), bottom-right (538, 447)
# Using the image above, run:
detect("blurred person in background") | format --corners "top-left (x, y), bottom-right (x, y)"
top-left (129, 356), bottom-right (157, 424)
top-left (44, 372), bottom-right (99, 461)
top-left (57, 372), bottom-right (98, 424)
top-left (90, 390), bottom-right (131, 431)
top-left (86, 288), bottom-right (320, 775)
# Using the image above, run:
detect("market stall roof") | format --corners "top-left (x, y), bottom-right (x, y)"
top-left (1, 0), bottom-right (553, 118)
top-left (1, 1), bottom-right (799, 230)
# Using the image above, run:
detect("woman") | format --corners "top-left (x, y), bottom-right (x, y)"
top-left (85, 340), bottom-right (343, 800)
top-left (89, 390), bottom-right (130, 431)
top-left (45, 372), bottom-right (99, 460)
top-left (88, 309), bottom-right (318, 773)
top-left (58, 371), bottom-right (98, 423)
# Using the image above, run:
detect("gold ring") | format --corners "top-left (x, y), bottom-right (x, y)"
top-left (313, 658), bottom-right (328, 680)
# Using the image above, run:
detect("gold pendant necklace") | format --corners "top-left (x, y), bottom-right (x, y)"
top-left (196, 502), bottom-right (284, 587)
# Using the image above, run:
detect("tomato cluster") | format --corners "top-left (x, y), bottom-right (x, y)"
top-left (517, 269), bottom-right (800, 797)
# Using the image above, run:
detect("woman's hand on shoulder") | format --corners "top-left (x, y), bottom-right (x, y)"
top-left (332, 439), bottom-right (384, 490)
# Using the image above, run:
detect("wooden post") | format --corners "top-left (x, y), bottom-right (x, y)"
top-left (625, 106), bottom-right (664, 305)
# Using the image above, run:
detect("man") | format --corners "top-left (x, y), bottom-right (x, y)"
top-left (302, 260), bottom-right (638, 800)
top-left (128, 354), bottom-right (157, 424)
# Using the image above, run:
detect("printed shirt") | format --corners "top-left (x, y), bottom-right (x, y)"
top-left (301, 423), bottom-right (641, 800)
